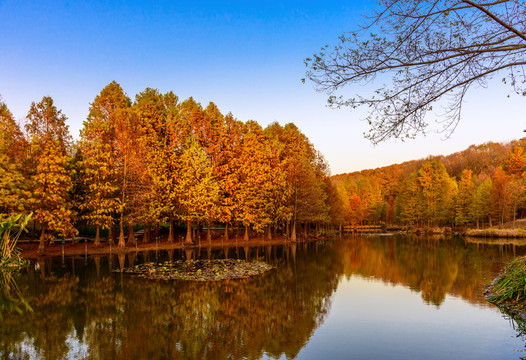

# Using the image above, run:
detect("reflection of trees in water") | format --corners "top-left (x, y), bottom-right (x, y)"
top-left (341, 235), bottom-right (523, 306)
top-left (1, 237), bottom-right (519, 359)
top-left (0, 243), bottom-right (340, 359)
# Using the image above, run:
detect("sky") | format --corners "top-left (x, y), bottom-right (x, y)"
top-left (1, 0), bottom-right (524, 175)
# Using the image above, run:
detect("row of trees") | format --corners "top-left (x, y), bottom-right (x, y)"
top-left (333, 140), bottom-right (526, 228)
top-left (0, 82), bottom-right (346, 253)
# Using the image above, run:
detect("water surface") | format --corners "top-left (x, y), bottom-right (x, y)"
top-left (2, 235), bottom-right (525, 359)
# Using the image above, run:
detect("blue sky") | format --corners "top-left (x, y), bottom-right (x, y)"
top-left (1, 0), bottom-right (524, 174)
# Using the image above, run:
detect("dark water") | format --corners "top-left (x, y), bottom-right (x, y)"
top-left (2, 235), bottom-right (526, 359)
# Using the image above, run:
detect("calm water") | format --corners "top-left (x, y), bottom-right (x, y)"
top-left (2, 235), bottom-right (526, 359)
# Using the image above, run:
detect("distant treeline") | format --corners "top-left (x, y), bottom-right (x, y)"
top-left (0, 82), bottom-right (347, 253)
top-left (332, 139), bottom-right (526, 229)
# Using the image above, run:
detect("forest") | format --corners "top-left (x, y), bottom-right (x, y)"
top-left (2, 81), bottom-right (526, 255)
top-left (0, 81), bottom-right (341, 253)
top-left (333, 139), bottom-right (526, 229)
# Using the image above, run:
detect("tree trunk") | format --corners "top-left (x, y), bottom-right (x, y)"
top-left (126, 223), bottom-right (135, 246)
top-left (108, 225), bottom-right (114, 245)
top-left (286, 221), bottom-right (290, 239)
top-left (112, 224), bottom-right (118, 245)
top-left (118, 219), bottom-right (125, 248)
top-left (38, 227), bottom-right (46, 253)
top-left (513, 202), bottom-right (517, 227)
top-left (185, 220), bottom-right (193, 244)
top-left (143, 225), bottom-right (150, 243)
top-left (94, 225), bottom-right (101, 247)
top-left (224, 223), bottom-right (229, 241)
top-left (153, 226), bottom-right (159, 243)
top-left (266, 226), bottom-right (272, 241)
top-left (244, 224), bottom-right (249, 241)
top-left (207, 221), bottom-right (212, 243)
top-left (291, 220), bottom-right (296, 242)
top-left (168, 218), bottom-right (174, 243)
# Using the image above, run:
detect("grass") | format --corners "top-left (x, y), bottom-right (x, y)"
top-left (487, 256), bottom-right (526, 305)
top-left (465, 228), bottom-right (526, 238)
top-left (0, 214), bottom-right (31, 268)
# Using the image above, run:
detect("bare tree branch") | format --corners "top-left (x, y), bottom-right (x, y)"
top-left (305, 0), bottom-right (526, 143)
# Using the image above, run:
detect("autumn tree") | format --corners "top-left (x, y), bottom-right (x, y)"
top-left (25, 96), bottom-right (76, 252)
top-left (356, 177), bottom-right (383, 224)
top-left (325, 180), bottom-right (349, 234)
top-left (397, 172), bottom-right (425, 226)
top-left (133, 88), bottom-right (180, 243)
top-left (212, 113), bottom-right (244, 240)
top-left (176, 137), bottom-right (220, 244)
top-left (267, 123), bottom-right (327, 241)
top-left (471, 177), bottom-right (493, 228)
top-left (175, 98), bottom-right (223, 242)
top-left (455, 169), bottom-right (475, 225)
top-left (503, 146), bottom-right (526, 225)
top-left (417, 160), bottom-right (457, 226)
top-left (491, 167), bottom-right (511, 225)
top-left (235, 121), bottom-right (275, 239)
top-left (504, 146), bottom-right (526, 176)
top-left (305, 0), bottom-right (526, 143)
top-left (0, 98), bottom-right (29, 218)
top-left (348, 194), bottom-right (364, 227)
top-left (294, 150), bottom-right (330, 236)
top-left (80, 81), bottom-right (129, 246)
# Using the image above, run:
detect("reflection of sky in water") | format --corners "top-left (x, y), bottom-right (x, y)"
top-left (282, 277), bottom-right (524, 360)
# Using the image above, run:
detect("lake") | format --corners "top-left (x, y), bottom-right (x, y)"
top-left (2, 235), bottom-right (526, 359)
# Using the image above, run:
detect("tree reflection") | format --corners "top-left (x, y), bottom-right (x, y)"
top-left (1, 236), bottom-right (523, 359)
top-left (340, 235), bottom-right (521, 306)
top-left (0, 243), bottom-right (340, 359)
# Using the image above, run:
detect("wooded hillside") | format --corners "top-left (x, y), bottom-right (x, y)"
top-left (332, 139), bottom-right (526, 228)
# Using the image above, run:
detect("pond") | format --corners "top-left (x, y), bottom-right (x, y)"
top-left (1, 235), bottom-right (526, 359)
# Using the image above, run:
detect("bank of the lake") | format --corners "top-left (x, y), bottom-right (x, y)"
top-left (17, 234), bottom-right (328, 259)
top-left (486, 256), bottom-right (526, 323)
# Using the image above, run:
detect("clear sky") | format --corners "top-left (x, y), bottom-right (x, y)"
top-left (1, 0), bottom-right (524, 175)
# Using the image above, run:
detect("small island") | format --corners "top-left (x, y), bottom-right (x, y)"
top-left (116, 259), bottom-right (274, 281)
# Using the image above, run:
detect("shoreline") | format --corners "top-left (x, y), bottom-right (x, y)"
top-left (17, 235), bottom-right (330, 260)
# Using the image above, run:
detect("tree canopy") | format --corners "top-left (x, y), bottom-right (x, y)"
top-left (305, 0), bottom-right (526, 143)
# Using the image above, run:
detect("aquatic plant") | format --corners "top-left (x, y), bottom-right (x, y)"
top-left (0, 213), bottom-right (31, 268)
top-left (487, 256), bottom-right (526, 305)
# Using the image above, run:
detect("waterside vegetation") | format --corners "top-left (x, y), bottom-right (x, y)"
top-left (4, 82), bottom-right (526, 259)
top-left (486, 256), bottom-right (526, 322)
top-left (0, 214), bottom-right (31, 268)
